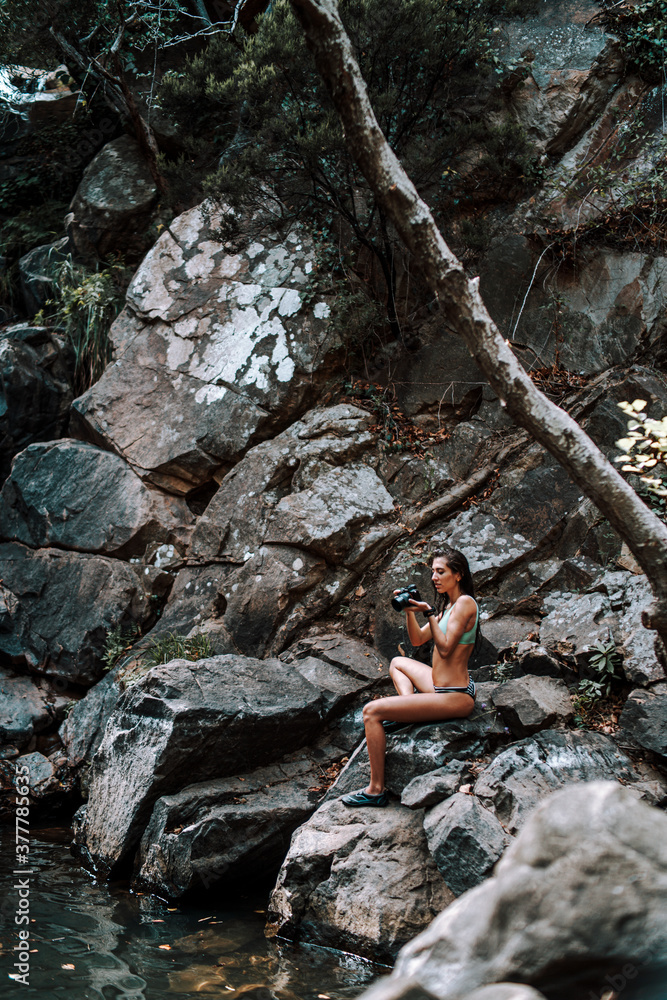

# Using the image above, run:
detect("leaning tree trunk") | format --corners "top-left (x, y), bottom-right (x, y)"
top-left (288, 0), bottom-right (667, 655)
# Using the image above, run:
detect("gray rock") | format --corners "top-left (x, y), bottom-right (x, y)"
top-left (491, 676), bottom-right (574, 737)
top-left (74, 654), bottom-right (325, 874)
top-left (464, 988), bottom-right (547, 1000)
top-left (0, 669), bottom-right (52, 748)
top-left (432, 509), bottom-right (533, 585)
top-left (267, 798), bottom-right (454, 962)
top-left (284, 632), bottom-right (389, 684)
top-left (401, 760), bottom-right (471, 810)
top-left (72, 205), bottom-right (348, 493)
top-left (134, 747), bottom-right (341, 898)
top-left (66, 136), bottom-right (158, 259)
top-left (0, 542), bottom-right (166, 685)
top-left (613, 575), bottom-right (664, 686)
top-left (18, 237), bottom-right (70, 314)
top-left (290, 656), bottom-right (376, 718)
top-left (473, 730), bottom-right (665, 835)
top-left (266, 464), bottom-right (394, 563)
top-left (515, 644), bottom-right (566, 679)
top-left (0, 325), bottom-right (73, 483)
top-left (620, 686), bottom-right (667, 761)
top-left (389, 783), bottom-right (667, 998)
top-left (0, 439), bottom-right (193, 557)
top-left (58, 667), bottom-right (124, 766)
top-left (478, 617), bottom-right (538, 660)
top-left (0, 748), bottom-right (76, 820)
top-left (539, 590), bottom-right (615, 662)
top-left (326, 685), bottom-right (504, 800)
top-left (423, 792), bottom-right (511, 896)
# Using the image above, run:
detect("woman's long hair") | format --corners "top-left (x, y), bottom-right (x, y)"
top-left (429, 546), bottom-right (481, 656)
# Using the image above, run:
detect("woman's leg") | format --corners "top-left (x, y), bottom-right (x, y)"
top-left (389, 655), bottom-right (435, 695)
top-left (362, 693), bottom-right (474, 794)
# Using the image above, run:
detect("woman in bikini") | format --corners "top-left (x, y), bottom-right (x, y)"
top-left (342, 546), bottom-right (478, 807)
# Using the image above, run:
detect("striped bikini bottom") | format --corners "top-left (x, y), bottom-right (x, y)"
top-left (433, 678), bottom-right (476, 700)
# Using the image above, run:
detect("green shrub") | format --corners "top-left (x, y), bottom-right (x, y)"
top-left (602, 0), bottom-right (667, 80)
top-left (143, 631), bottom-right (212, 667)
top-left (103, 623), bottom-right (140, 671)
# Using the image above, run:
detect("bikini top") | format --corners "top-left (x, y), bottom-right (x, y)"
top-left (439, 598), bottom-right (479, 645)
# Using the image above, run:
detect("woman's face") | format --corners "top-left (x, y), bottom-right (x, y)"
top-left (431, 557), bottom-right (461, 593)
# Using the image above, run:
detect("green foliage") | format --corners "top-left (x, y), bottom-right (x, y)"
top-left (160, 0), bottom-right (537, 327)
top-left (103, 623), bottom-right (140, 671)
top-left (602, 0), bottom-right (667, 79)
top-left (584, 640), bottom-right (623, 699)
top-left (41, 256), bottom-right (127, 393)
top-left (615, 400), bottom-right (667, 516)
top-left (142, 631), bottom-right (212, 667)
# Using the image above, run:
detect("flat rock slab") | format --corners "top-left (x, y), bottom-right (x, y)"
top-left (73, 204), bottom-right (347, 493)
top-left (326, 687), bottom-right (505, 800)
top-left (67, 135), bottom-right (158, 258)
top-left (0, 439), bottom-right (193, 557)
top-left (0, 669), bottom-right (51, 748)
top-left (74, 654), bottom-right (324, 874)
top-left (0, 325), bottom-right (73, 483)
top-left (267, 798), bottom-right (454, 963)
top-left (0, 542), bottom-right (161, 685)
top-left (620, 686), bottom-right (667, 761)
top-left (491, 675), bottom-right (574, 737)
top-left (473, 729), bottom-right (665, 835)
top-left (388, 783), bottom-right (667, 999)
top-left (284, 632), bottom-right (389, 684)
top-left (423, 792), bottom-right (511, 896)
top-left (401, 760), bottom-right (471, 811)
top-left (134, 747), bottom-right (342, 898)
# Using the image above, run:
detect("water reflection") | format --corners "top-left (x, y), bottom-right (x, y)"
top-left (0, 827), bottom-right (382, 999)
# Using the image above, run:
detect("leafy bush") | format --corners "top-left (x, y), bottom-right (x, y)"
top-left (143, 631), bottom-right (212, 667)
top-left (160, 0), bottom-right (539, 331)
top-left (40, 256), bottom-right (127, 392)
top-left (103, 623), bottom-right (140, 671)
top-left (602, 0), bottom-right (667, 80)
top-left (616, 399), bottom-right (667, 516)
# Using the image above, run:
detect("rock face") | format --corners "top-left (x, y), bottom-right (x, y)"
top-left (267, 798), bottom-right (454, 963)
top-left (0, 439), bottom-right (193, 557)
top-left (0, 542), bottom-right (165, 684)
top-left (58, 667), bottom-right (124, 766)
top-left (74, 654), bottom-right (325, 873)
top-left (381, 783), bottom-right (667, 1000)
top-left (72, 204), bottom-right (348, 493)
top-left (472, 730), bottom-right (665, 835)
top-left (423, 793), bottom-right (511, 896)
top-left (620, 685), bottom-right (667, 762)
top-left (66, 136), bottom-right (158, 259)
top-left (0, 325), bottom-right (73, 483)
top-left (491, 676), bottom-right (574, 737)
top-left (134, 747), bottom-right (339, 898)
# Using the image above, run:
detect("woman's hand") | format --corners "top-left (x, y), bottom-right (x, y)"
top-left (407, 598), bottom-right (433, 615)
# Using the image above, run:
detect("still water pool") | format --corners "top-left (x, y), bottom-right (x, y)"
top-left (0, 826), bottom-right (383, 1000)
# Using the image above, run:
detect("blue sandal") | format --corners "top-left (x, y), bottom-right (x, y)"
top-left (341, 788), bottom-right (389, 807)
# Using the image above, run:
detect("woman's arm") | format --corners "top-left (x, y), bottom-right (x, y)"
top-left (427, 596), bottom-right (476, 658)
top-left (404, 608), bottom-right (433, 646)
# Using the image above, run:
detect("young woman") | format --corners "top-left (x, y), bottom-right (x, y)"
top-left (342, 547), bottom-right (478, 807)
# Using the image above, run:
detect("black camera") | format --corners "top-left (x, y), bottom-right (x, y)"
top-left (392, 584), bottom-right (421, 612)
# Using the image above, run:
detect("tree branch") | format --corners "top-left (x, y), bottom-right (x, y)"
top-left (288, 0), bottom-right (667, 655)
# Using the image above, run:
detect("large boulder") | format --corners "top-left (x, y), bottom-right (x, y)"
top-left (66, 135), bottom-right (158, 259)
top-left (72, 204), bottom-right (350, 493)
top-left (134, 745), bottom-right (344, 898)
top-left (0, 669), bottom-right (52, 749)
top-left (0, 542), bottom-right (166, 684)
top-left (620, 685), bottom-right (667, 762)
top-left (423, 793), bottom-right (511, 896)
top-left (0, 325), bottom-right (73, 483)
top-left (0, 439), bottom-right (193, 557)
top-left (58, 667), bottom-right (124, 767)
top-left (266, 798), bottom-right (454, 963)
top-left (74, 654), bottom-right (325, 874)
top-left (491, 676), bottom-right (574, 737)
top-left (325, 687), bottom-right (505, 801)
top-left (372, 783), bottom-right (667, 999)
top-left (473, 730), bottom-right (667, 836)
